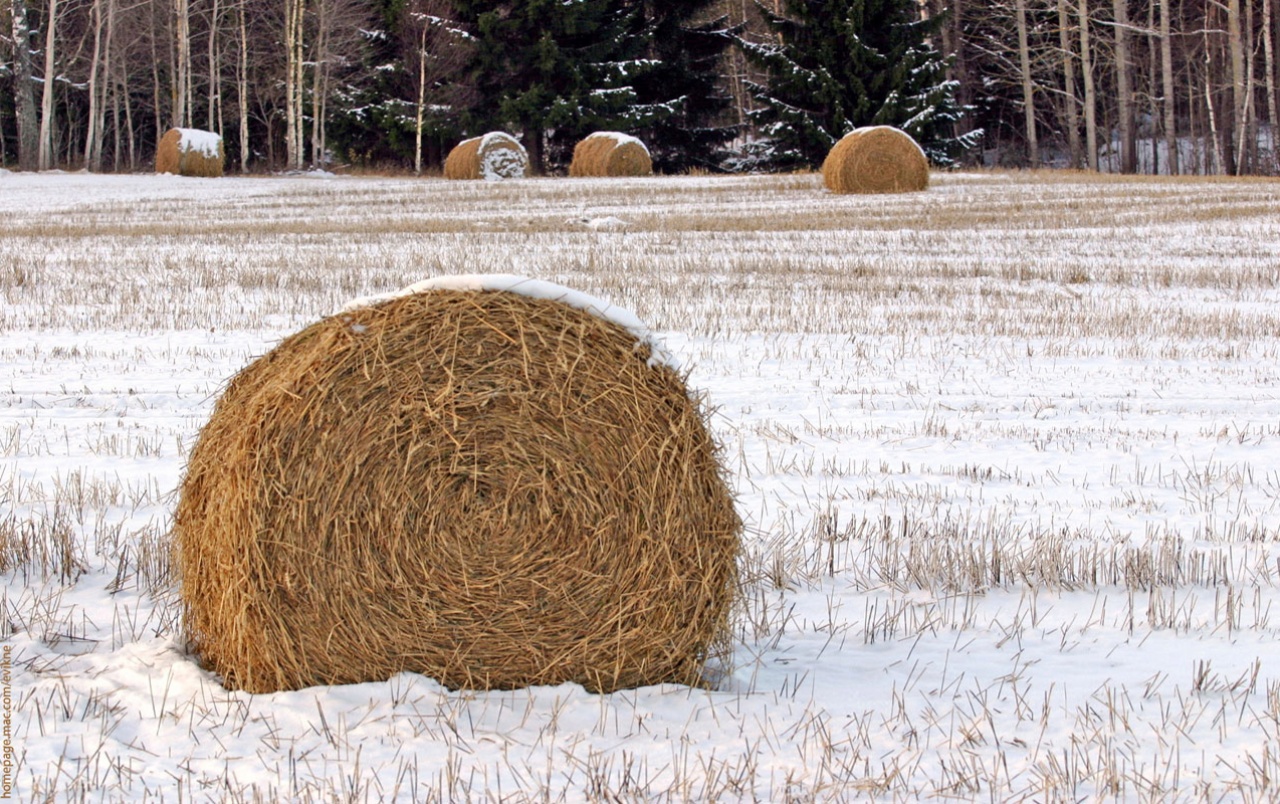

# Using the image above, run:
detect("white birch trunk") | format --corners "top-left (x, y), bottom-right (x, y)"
top-left (84, 0), bottom-right (103, 170)
top-left (1205, 29), bottom-right (1224, 174)
top-left (1079, 0), bottom-right (1098, 170)
top-left (1228, 0), bottom-right (1245, 173)
top-left (1015, 0), bottom-right (1038, 165)
top-left (37, 0), bottom-right (59, 170)
top-left (1265, 0), bottom-right (1278, 169)
top-left (207, 0), bottom-right (220, 134)
top-left (1161, 0), bottom-right (1178, 174)
top-left (238, 0), bottom-right (249, 171)
top-left (1058, 0), bottom-right (1082, 167)
top-left (415, 22), bottom-right (427, 175)
top-left (174, 0), bottom-right (190, 127)
top-left (1113, 0), bottom-right (1134, 172)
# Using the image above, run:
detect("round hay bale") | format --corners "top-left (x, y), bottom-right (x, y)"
top-left (175, 277), bottom-right (741, 694)
top-left (822, 126), bottom-right (929, 194)
top-left (569, 132), bottom-right (652, 177)
top-left (443, 132), bottom-right (528, 180)
top-left (156, 127), bottom-right (225, 178)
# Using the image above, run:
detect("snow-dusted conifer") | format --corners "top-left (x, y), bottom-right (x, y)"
top-left (453, 0), bottom-right (641, 174)
top-left (625, 0), bottom-right (740, 173)
top-left (739, 0), bottom-right (977, 170)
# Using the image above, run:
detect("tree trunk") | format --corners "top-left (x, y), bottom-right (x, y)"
top-left (1058, 0), bottom-right (1082, 167)
top-left (37, 0), bottom-right (59, 170)
top-left (415, 22), bottom-right (427, 175)
top-left (121, 57), bottom-right (136, 169)
top-left (311, 0), bottom-right (327, 167)
top-left (951, 0), bottom-right (973, 145)
top-left (1161, 0), bottom-right (1178, 174)
top-left (1244, 0), bottom-right (1257, 172)
top-left (174, 0), bottom-right (190, 127)
top-left (525, 125), bottom-right (544, 175)
top-left (1113, 0), bottom-right (1135, 172)
top-left (1079, 0), bottom-right (1098, 169)
top-left (1265, 0), bottom-right (1278, 172)
top-left (1015, 0), bottom-right (1038, 165)
top-left (1205, 27), bottom-right (1225, 173)
top-left (10, 0), bottom-right (39, 170)
top-left (84, 0), bottom-right (103, 170)
top-left (1147, 0), bottom-right (1158, 173)
top-left (238, 0), bottom-right (249, 171)
top-left (207, 0), bottom-right (220, 134)
top-left (285, 0), bottom-right (305, 170)
top-left (1228, 0), bottom-right (1246, 173)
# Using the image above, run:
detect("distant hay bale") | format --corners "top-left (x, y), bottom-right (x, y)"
top-left (174, 278), bottom-right (741, 695)
top-left (569, 132), bottom-right (652, 177)
top-left (822, 126), bottom-right (929, 194)
top-left (156, 128), bottom-right (225, 178)
top-left (443, 132), bottom-right (529, 180)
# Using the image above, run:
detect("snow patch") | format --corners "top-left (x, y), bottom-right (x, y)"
top-left (590, 131), bottom-right (650, 155)
top-left (341, 275), bottom-right (676, 369)
top-left (571, 215), bottom-right (628, 231)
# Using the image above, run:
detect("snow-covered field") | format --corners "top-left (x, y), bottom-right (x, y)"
top-left (3, 169), bottom-right (1280, 800)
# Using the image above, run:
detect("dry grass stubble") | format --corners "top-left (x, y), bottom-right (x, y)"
top-left (5, 170), bottom-right (1280, 799)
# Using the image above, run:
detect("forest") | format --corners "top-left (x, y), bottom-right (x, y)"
top-left (1, 0), bottom-right (1277, 176)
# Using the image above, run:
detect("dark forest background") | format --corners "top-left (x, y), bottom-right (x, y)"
top-left (2, 0), bottom-right (1276, 175)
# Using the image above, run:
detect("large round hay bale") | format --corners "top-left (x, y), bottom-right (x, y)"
top-left (443, 132), bottom-right (529, 180)
top-left (569, 132), bottom-right (652, 177)
top-left (156, 127), bottom-right (225, 178)
top-left (822, 126), bottom-right (929, 194)
top-left (175, 276), bottom-right (740, 694)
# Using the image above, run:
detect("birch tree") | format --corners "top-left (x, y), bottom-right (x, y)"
top-left (174, 0), bottom-right (190, 126)
top-left (1160, 0), bottom-right (1177, 173)
top-left (1264, 0), bottom-right (1277, 169)
top-left (1112, 0), bottom-right (1134, 172)
top-left (285, 0), bottom-right (305, 170)
top-left (1015, 0), bottom-right (1038, 165)
top-left (1058, 0), bottom-right (1082, 167)
top-left (1227, 0), bottom-right (1246, 172)
top-left (206, 0), bottom-right (222, 135)
top-left (37, 0), bottom-right (59, 169)
top-left (236, 0), bottom-right (248, 169)
top-left (83, 0), bottom-right (117, 170)
top-left (1078, 0), bottom-right (1097, 169)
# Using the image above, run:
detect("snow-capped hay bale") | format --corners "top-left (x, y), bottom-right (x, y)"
top-left (569, 132), bottom-right (652, 177)
top-left (822, 126), bottom-right (928, 194)
top-left (443, 132), bottom-right (528, 180)
top-left (155, 127), bottom-right (225, 178)
top-left (175, 276), bottom-right (740, 695)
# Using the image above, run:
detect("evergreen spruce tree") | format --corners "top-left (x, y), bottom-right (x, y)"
top-left (740, 0), bottom-right (976, 170)
top-left (453, 0), bottom-right (642, 173)
top-left (326, 5), bottom-right (419, 167)
top-left (328, 0), bottom-right (472, 171)
top-left (625, 0), bottom-right (740, 173)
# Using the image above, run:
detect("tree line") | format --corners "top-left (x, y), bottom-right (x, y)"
top-left (1, 0), bottom-right (1277, 176)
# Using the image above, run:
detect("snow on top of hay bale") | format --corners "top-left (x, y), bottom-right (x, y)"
top-left (344, 275), bottom-right (677, 369)
top-left (588, 131), bottom-right (650, 155)
top-left (822, 125), bottom-right (928, 194)
top-left (175, 277), bottom-right (740, 694)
